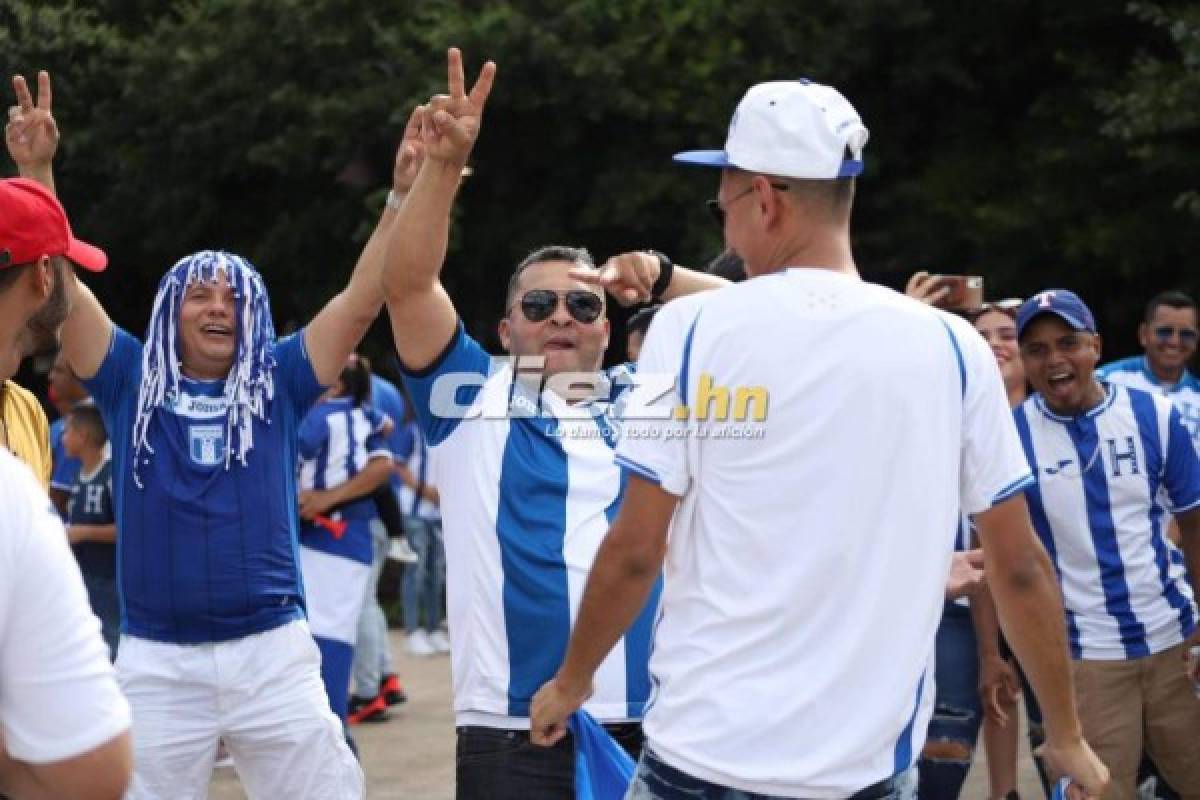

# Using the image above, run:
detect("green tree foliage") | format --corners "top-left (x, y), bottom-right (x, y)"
top-left (1, 0), bottom-right (1196, 360)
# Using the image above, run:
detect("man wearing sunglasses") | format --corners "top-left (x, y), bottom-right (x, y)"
top-left (379, 50), bottom-right (727, 798)
top-left (1098, 291), bottom-right (1200, 455)
top-left (529, 80), bottom-right (1108, 799)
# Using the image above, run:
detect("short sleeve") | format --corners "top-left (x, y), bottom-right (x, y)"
top-left (274, 330), bottom-right (325, 419)
top-left (399, 322), bottom-right (492, 446)
top-left (1164, 406), bottom-right (1200, 513)
top-left (951, 318), bottom-right (1035, 513)
top-left (0, 456), bottom-right (131, 762)
top-left (365, 429), bottom-right (393, 461)
top-left (613, 304), bottom-right (697, 497)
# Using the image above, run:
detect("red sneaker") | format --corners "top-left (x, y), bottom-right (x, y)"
top-left (347, 693), bottom-right (390, 725)
top-left (380, 673), bottom-right (408, 706)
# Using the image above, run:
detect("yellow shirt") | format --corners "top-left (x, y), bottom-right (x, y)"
top-left (1, 380), bottom-right (51, 490)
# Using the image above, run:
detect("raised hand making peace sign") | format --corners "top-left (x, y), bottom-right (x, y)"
top-left (6, 71), bottom-right (59, 170)
top-left (417, 47), bottom-right (496, 168)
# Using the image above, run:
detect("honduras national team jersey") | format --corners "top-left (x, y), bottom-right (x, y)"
top-left (1097, 356), bottom-right (1200, 454)
top-left (401, 322), bottom-right (659, 727)
top-left (1014, 383), bottom-right (1200, 660)
top-left (85, 327), bottom-right (323, 644)
top-left (297, 398), bottom-right (392, 565)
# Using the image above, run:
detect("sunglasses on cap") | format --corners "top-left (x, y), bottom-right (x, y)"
top-left (1153, 325), bottom-right (1198, 344)
top-left (512, 289), bottom-right (604, 324)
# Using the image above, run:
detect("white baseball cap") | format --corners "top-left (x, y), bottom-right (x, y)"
top-left (674, 79), bottom-right (869, 180)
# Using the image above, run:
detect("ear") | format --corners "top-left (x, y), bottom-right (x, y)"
top-left (1091, 333), bottom-right (1103, 363)
top-left (601, 317), bottom-right (611, 350)
top-left (754, 175), bottom-right (789, 230)
top-left (1136, 322), bottom-right (1150, 350)
top-left (497, 316), bottom-right (512, 352)
top-left (29, 255), bottom-right (53, 299)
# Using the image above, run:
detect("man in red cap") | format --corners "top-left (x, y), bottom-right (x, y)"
top-left (0, 126), bottom-right (106, 487)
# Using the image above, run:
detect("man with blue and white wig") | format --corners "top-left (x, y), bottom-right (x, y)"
top-left (7, 70), bottom-right (424, 799)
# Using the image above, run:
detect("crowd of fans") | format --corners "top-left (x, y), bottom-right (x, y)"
top-left (0, 47), bottom-right (1197, 800)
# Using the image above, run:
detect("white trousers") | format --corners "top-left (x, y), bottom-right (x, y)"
top-left (117, 619), bottom-right (364, 800)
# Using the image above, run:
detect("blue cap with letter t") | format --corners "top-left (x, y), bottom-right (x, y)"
top-left (1016, 289), bottom-right (1097, 339)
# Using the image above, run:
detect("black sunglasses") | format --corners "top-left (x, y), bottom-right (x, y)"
top-left (1153, 325), bottom-right (1199, 344)
top-left (706, 181), bottom-right (791, 226)
top-left (514, 289), bottom-right (604, 324)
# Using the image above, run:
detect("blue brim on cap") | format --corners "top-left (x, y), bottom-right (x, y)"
top-left (673, 150), bottom-right (865, 177)
top-left (672, 150), bottom-right (733, 168)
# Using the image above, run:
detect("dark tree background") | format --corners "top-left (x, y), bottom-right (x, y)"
top-left (2, 0), bottom-right (1197, 379)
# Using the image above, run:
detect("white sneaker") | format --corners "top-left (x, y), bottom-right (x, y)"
top-left (406, 629), bottom-right (435, 656)
top-left (429, 630), bottom-right (451, 653)
top-left (388, 538), bottom-right (419, 564)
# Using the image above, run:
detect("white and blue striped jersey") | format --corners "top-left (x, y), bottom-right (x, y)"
top-left (401, 323), bottom-right (659, 728)
top-left (1013, 384), bottom-right (1200, 660)
top-left (297, 398), bottom-right (392, 565)
top-left (1097, 356), bottom-right (1200, 454)
top-left (397, 420), bottom-right (439, 520)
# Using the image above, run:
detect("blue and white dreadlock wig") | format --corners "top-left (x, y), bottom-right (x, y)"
top-left (132, 250), bottom-right (277, 487)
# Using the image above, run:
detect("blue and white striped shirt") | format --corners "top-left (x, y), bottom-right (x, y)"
top-left (1014, 383), bottom-right (1200, 660)
top-left (401, 323), bottom-right (659, 727)
top-left (1097, 356), bottom-right (1200, 454)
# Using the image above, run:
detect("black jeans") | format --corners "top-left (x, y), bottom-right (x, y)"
top-left (455, 723), bottom-right (644, 799)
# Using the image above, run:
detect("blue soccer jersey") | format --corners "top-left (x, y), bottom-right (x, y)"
top-left (84, 327), bottom-right (323, 644)
top-left (296, 397), bottom-right (391, 565)
top-left (1014, 383), bottom-right (1200, 660)
top-left (49, 417), bottom-right (82, 499)
top-left (1097, 356), bottom-right (1200, 454)
top-left (369, 374), bottom-right (408, 495)
top-left (401, 322), bottom-right (658, 725)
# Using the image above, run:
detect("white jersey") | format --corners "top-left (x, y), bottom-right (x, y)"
top-left (1013, 384), bottom-right (1199, 660)
top-left (0, 449), bottom-right (131, 763)
top-left (400, 324), bottom-right (657, 728)
top-left (617, 269), bottom-right (1033, 798)
top-left (1097, 356), bottom-right (1200, 454)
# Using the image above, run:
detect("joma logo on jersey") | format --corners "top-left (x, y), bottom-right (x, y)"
top-left (189, 424), bottom-right (225, 466)
top-left (1041, 436), bottom-right (1140, 478)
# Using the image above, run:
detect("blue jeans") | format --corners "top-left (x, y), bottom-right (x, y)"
top-left (402, 518), bottom-right (445, 633)
top-left (627, 748), bottom-right (918, 799)
top-left (918, 602), bottom-right (982, 799)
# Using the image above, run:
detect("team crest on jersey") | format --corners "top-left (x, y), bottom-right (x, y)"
top-left (189, 424), bottom-right (226, 466)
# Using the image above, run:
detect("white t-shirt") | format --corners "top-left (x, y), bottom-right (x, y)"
top-left (0, 449), bottom-right (131, 763)
top-left (617, 269), bottom-right (1033, 798)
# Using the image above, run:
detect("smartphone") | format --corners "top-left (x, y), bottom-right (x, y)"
top-left (933, 275), bottom-right (984, 312)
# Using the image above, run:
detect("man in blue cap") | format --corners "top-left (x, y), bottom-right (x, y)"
top-left (1014, 289), bottom-right (1200, 798)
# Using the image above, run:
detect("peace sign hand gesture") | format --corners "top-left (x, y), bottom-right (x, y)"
top-left (6, 71), bottom-right (59, 169)
top-left (419, 48), bottom-right (496, 168)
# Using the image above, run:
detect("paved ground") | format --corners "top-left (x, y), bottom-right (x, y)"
top-left (210, 628), bottom-right (1044, 798)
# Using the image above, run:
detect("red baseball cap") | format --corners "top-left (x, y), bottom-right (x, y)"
top-left (0, 177), bottom-right (107, 272)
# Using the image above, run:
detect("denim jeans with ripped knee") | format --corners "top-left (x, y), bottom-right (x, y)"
top-left (917, 602), bottom-right (982, 800)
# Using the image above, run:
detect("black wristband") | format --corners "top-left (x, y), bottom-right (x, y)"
top-left (648, 251), bottom-right (674, 301)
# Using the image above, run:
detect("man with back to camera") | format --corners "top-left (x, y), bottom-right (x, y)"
top-left (6, 68), bottom-right (429, 797)
top-left (529, 78), bottom-right (1109, 800)
top-left (1013, 289), bottom-right (1200, 799)
top-left (379, 48), bottom-right (733, 797)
